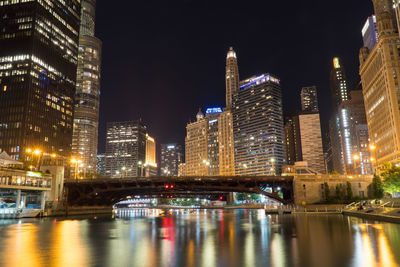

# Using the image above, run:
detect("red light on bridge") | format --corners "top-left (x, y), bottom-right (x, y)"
top-left (165, 185), bottom-right (169, 189)
top-left (170, 185), bottom-right (174, 189)
top-left (219, 196), bottom-right (223, 200)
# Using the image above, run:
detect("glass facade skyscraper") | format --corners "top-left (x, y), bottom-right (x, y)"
top-left (71, 0), bottom-right (102, 175)
top-left (0, 0), bottom-right (81, 160)
top-left (362, 15), bottom-right (378, 51)
top-left (160, 144), bottom-right (183, 176)
top-left (233, 74), bottom-right (286, 175)
top-left (105, 121), bottom-right (147, 178)
top-left (300, 86), bottom-right (319, 112)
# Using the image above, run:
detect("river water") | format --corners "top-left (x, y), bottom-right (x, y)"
top-left (0, 209), bottom-right (399, 267)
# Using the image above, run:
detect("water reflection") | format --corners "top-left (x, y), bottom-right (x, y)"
top-left (0, 210), bottom-right (399, 267)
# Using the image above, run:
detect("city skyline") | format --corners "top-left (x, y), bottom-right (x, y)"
top-left (94, 0), bottom-right (374, 152)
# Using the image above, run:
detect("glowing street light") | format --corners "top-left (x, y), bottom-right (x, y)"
top-left (71, 158), bottom-right (83, 179)
top-left (353, 154), bottom-right (360, 175)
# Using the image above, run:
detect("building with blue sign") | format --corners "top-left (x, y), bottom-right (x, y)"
top-left (233, 74), bottom-right (286, 175)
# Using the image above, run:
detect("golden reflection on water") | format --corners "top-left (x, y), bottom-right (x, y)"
top-left (3, 223), bottom-right (42, 267)
top-left (354, 223), bottom-right (399, 267)
top-left (51, 220), bottom-right (90, 267)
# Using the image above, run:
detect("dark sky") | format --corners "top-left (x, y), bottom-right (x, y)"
top-left (95, 0), bottom-right (374, 153)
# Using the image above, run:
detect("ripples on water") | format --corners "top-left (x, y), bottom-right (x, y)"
top-left (0, 209), bottom-right (399, 267)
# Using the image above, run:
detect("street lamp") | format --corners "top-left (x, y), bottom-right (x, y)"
top-left (26, 148), bottom-right (43, 171)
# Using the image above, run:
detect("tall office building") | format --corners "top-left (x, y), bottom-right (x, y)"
top-left (360, 0), bottom-right (400, 169)
top-left (145, 134), bottom-right (158, 177)
top-left (0, 0), bottom-right (81, 160)
top-left (218, 109), bottom-right (235, 175)
top-left (339, 91), bottom-right (373, 174)
top-left (233, 74), bottom-right (286, 175)
top-left (160, 144), bottom-right (183, 176)
top-left (96, 153), bottom-right (106, 176)
top-left (206, 107), bottom-right (222, 176)
top-left (71, 0), bottom-right (102, 175)
top-left (300, 86), bottom-right (319, 112)
top-left (330, 57), bottom-right (349, 110)
top-left (105, 121), bottom-right (147, 178)
top-left (362, 15), bottom-right (378, 50)
top-left (225, 47), bottom-right (240, 108)
top-left (284, 116), bottom-right (302, 166)
top-left (298, 113), bottom-right (325, 174)
top-left (182, 110), bottom-right (208, 176)
top-left (329, 57), bottom-right (350, 174)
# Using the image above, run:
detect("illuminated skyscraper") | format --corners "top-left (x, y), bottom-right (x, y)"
top-left (160, 144), bottom-right (183, 176)
top-left (233, 74), bottom-right (286, 175)
top-left (339, 91), bottom-right (373, 175)
top-left (362, 15), bottom-right (378, 50)
top-left (182, 109), bottom-right (209, 176)
top-left (328, 57), bottom-right (350, 174)
top-left (218, 109), bottom-right (235, 175)
top-left (71, 0), bottom-right (102, 175)
top-left (330, 57), bottom-right (349, 110)
top-left (105, 121), bottom-right (147, 178)
top-left (360, 0), bottom-right (400, 169)
top-left (145, 134), bottom-right (158, 177)
top-left (0, 0), bottom-right (81, 160)
top-left (225, 47), bottom-right (240, 108)
top-left (300, 86), bottom-right (319, 112)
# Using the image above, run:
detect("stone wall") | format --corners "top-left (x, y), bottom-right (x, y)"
top-left (293, 174), bottom-right (373, 205)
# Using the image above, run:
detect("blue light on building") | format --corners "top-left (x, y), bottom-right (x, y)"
top-left (206, 107), bottom-right (223, 114)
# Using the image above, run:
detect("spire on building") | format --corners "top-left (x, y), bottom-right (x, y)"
top-left (196, 108), bottom-right (204, 121)
top-left (225, 46), bottom-right (240, 109)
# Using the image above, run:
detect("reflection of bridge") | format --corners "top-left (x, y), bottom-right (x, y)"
top-left (64, 176), bottom-right (294, 206)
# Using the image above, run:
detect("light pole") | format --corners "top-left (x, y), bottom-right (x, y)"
top-left (202, 159), bottom-right (210, 176)
top-left (26, 148), bottom-right (43, 171)
top-left (138, 161), bottom-right (143, 177)
top-left (369, 144), bottom-right (377, 173)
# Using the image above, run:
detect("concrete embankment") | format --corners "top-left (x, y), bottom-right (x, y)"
top-left (343, 209), bottom-right (400, 224)
top-left (45, 206), bottom-right (113, 217)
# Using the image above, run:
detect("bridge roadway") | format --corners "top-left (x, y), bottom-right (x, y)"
top-left (64, 176), bottom-right (294, 206)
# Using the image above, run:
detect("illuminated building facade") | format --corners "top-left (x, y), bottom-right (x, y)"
top-left (300, 86), bottom-right (319, 112)
top-left (328, 57), bottom-right (349, 174)
top-left (0, 0), bottom-right (81, 160)
top-left (105, 121), bottom-right (147, 178)
top-left (285, 113), bottom-right (325, 174)
top-left (339, 91), bottom-right (373, 175)
top-left (233, 74), bottom-right (286, 175)
top-left (218, 109), bottom-right (235, 175)
top-left (206, 108), bottom-right (222, 176)
top-left (360, 0), bottom-right (400, 168)
top-left (225, 47), bottom-right (240, 109)
top-left (182, 110), bottom-right (208, 176)
top-left (96, 153), bottom-right (106, 176)
top-left (362, 15), bottom-right (378, 50)
top-left (71, 0), bottom-right (102, 175)
top-left (145, 134), bottom-right (158, 177)
top-left (160, 144), bottom-right (183, 176)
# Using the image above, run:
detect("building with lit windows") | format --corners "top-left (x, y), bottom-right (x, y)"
top-left (338, 91), bottom-right (373, 175)
top-left (206, 108), bottom-right (222, 176)
top-left (71, 0), bottom-right (102, 176)
top-left (362, 15), bottom-right (378, 50)
top-left (96, 153), bottom-right (106, 176)
top-left (218, 109), bottom-right (235, 175)
top-left (182, 110), bottom-right (209, 176)
top-left (300, 86), bottom-right (319, 112)
top-left (105, 121), bottom-right (147, 178)
top-left (233, 74), bottom-right (286, 175)
top-left (145, 134), bottom-right (158, 177)
top-left (225, 47), bottom-right (240, 109)
top-left (160, 144), bottom-right (183, 176)
top-left (0, 0), bottom-right (81, 160)
top-left (360, 0), bottom-right (400, 169)
top-left (328, 57), bottom-right (350, 174)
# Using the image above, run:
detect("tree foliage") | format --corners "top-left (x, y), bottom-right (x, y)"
top-left (380, 166), bottom-right (400, 195)
top-left (371, 175), bottom-right (384, 199)
top-left (346, 182), bottom-right (353, 200)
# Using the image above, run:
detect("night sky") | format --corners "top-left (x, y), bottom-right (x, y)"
top-left (95, 0), bottom-right (374, 153)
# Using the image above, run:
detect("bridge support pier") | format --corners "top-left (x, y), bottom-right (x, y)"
top-left (227, 192), bottom-right (236, 205)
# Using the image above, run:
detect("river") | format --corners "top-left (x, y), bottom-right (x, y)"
top-left (0, 209), bottom-right (399, 267)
